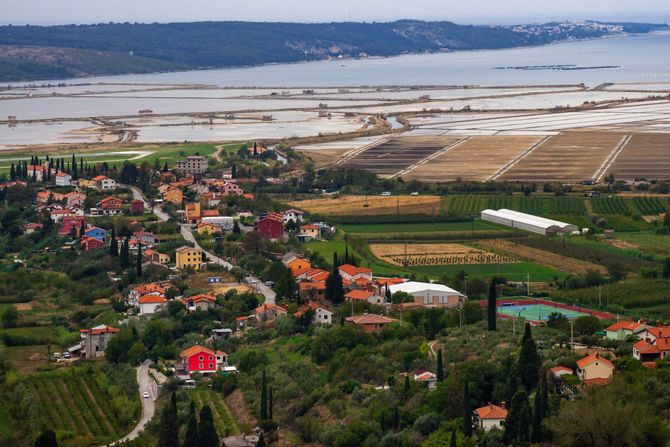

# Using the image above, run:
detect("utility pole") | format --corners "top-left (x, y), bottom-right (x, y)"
top-left (512, 315), bottom-right (516, 336)
top-left (464, 276), bottom-right (468, 297)
top-left (527, 272), bottom-right (530, 296)
top-left (569, 320), bottom-right (574, 347)
top-left (598, 284), bottom-right (602, 307)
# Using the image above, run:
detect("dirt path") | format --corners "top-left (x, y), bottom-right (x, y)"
top-left (226, 389), bottom-right (257, 428)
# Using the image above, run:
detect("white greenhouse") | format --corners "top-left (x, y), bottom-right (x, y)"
top-left (481, 209), bottom-right (578, 236)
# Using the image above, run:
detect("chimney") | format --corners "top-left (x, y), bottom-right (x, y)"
top-left (502, 401), bottom-right (506, 408)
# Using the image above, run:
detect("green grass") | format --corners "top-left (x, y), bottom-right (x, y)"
top-left (445, 195), bottom-right (587, 216)
top-left (616, 232), bottom-right (670, 258)
top-left (409, 262), bottom-right (567, 282)
top-left (339, 221), bottom-right (501, 234)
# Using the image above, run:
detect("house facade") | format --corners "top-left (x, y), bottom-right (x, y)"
top-left (176, 246), bottom-right (203, 270)
top-left (139, 295), bottom-right (167, 315)
top-left (605, 321), bottom-right (647, 341)
top-left (473, 404), bottom-right (508, 431)
top-left (55, 172), bottom-right (72, 186)
top-left (345, 313), bottom-right (393, 333)
top-left (93, 175), bottom-right (116, 190)
top-left (389, 281), bottom-right (465, 309)
top-left (176, 156), bottom-right (209, 175)
top-left (576, 353), bottom-right (614, 382)
top-left (80, 325), bottom-right (120, 358)
top-left (256, 215), bottom-right (283, 240)
top-left (179, 345), bottom-right (227, 376)
top-left (294, 301), bottom-right (333, 325)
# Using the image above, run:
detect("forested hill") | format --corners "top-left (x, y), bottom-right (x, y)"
top-left (0, 20), bottom-right (667, 82)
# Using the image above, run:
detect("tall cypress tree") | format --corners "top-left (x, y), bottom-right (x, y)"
top-left (109, 227), bottom-right (118, 257)
top-left (34, 430), bottom-right (58, 447)
top-left (184, 401), bottom-right (199, 447)
top-left (487, 279), bottom-right (497, 331)
top-left (522, 322), bottom-right (532, 345)
top-left (531, 385), bottom-right (543, 443)
top-left (231, 163), bottom-right (237, 179)
top-left (156, 393), bottom-right (179, 447)
top-left (504, 390), bottom-right (531, 445)
top-left (518, 324), bottom-right (541, 391)
top-left (9, 163), bottom-right (15, 181)
top-left (260, 369), bottom-right (268, 421)
top-left (121, 238), bottom-right (130, 268)
top-left (136, 243), bottom-right (143, 277)
top-left (198, 405), bottom-right (218, 447)
top-left (436, 348), bottom-right (444, 382)
top-left (344, 245), bottom-right (350, 264)
top-left (269, 387), bottom-right (273, 421)
top-left (463, 382), bottom-right (473, 437)
top-left (325, 264), bottom-right (344, 305)
top-left (392, 405), bottom-right (400, 431)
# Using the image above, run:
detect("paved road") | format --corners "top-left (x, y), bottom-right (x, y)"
top-left (124, 184), bottom-right (169, 222)
top-left (105, 359), bottom-right (155, 446)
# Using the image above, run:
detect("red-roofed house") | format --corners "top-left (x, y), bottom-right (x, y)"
top-left (338, 264), bottom-right (373, 284)
top-left (55, 172), bottom-right (72, 187)
top-left (344, 289), bottom-right (386, 305)
top-left (299, 281), bottom-right (326, 300)
top-left (256, 214), bottom-right (283, 240)
top-left (80, 325), bottom-right (120, 358)
top-left (638, 325), bottom-right (670, 344)
top-left (182, 294), bottom-right (217, 312)
top-left (59, 216), bottom-right (86, 236)
top-left (97, 196), bottom-right (123, 216)
top-left (633, 337), bottom-right (670, 362)
top-left (64, 191), bottom-right (85, 208)
top-left (549, 366), bottom-right (573, 378)
top-left (605, 321), bottom-right (648, 341)
top-left (345, 313), bottom-right (393, 333)
top-left (294, 301), bottom-right (333, 325)
top-left (576, 353), bottom-right (614, 382)
top-left (81, 236), bottom-right (105, 252)
top-left (139, 295), bottom-right (167, 315)
top-left (93, 175), bottom-right (116, 190)
top-left (473, 404), bottom-right (508, 431)
top-left (255, 303), bottom-right (288, 323)
top-left (284, 256), bottom-right (311, 277)
top-left (179, 345), bottom-right (227, 376)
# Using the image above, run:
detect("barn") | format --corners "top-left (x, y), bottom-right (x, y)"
top-left (480, 209), bottom-right (578, 236)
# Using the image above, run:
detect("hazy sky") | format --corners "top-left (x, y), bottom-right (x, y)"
top-left (3, 0), bottom-right (670, 25)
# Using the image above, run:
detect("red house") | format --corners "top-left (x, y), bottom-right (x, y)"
top-left (179, 345), bottom-right (227, 376)
top-left (130, 199), bottom-right (145, 214)
top-left (256, 214), bottom-right (283, 240)
top-left (59, 216), bottom-right (86, 237)
top-left (99, 196), bottom-right (123, 210)
top-left (81, 236), bottom-right (105, 251)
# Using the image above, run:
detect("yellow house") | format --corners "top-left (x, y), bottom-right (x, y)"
top-left (175, 246), bottom-right (203, 270)
top-left (163, 187), bottom-right (183, 205)
top-left (197, 223), bottom-right (221, 235)
top-left (78, 179), bottom-right (97, 189)
top-left (576, 353), bottom-right (614, 382)
top-left (144, 249), bottom-right (170, 265)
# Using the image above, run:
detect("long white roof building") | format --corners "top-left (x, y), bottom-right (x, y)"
top-left (481, 208), bottom-right (578, 236)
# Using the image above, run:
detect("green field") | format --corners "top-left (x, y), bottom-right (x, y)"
top-left (339, 221), bottom-right (500, 234)
top-left (409, 262), bottom-right (566, 282)
top-left (615, 232), bottom-right (670, 258)
top-left (190, 388), bottom-right (240, 437)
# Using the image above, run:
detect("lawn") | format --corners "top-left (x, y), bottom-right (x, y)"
top-left (339, 221), bottom-right (501, 234)
top-left (409, 262), bottom-right (566, 282)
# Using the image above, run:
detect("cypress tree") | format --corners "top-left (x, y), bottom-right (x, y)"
top-left (198, 405), bottom-right (218, 447)
top-left (121, 238), bottom-right (130, 268)
top-left (231, 163), bottom-right (237, 179)
top-left (504, 390), bottom-right (531, 445)
top-left (136, 243), bottom-right (143, 277)
top-left (163, 162), bottom-right (168, 172)
top-left (325, 264), bottom-right (344, 305)
top-left (518, 326), bottom-right (541, 391)
top-left (380, 411), bottom-right (386, 430)
top-left (436, 348), bottom-right (444, 382)
top-left (392, 405), bottom-right (400, 431)
top-left (450, 430), bottom-right (457, 447)
top-left (31, 168), bottom-right (37, 183)
top-left (260, 370), bottom-right (268, 421)
top-left (110, 227), bottom-right (118, 257)
top-left (344, 245), bottom-right (350, 264)
top-left (403, 375), bottom-right (410, 398)
top-left (80, 220), bottom-right (86, 238)
top-left (34, 430), bottom-right (58, 447)
top-left (487, 278), bottom-right (497, 331)
top-left (9, 163), bottom-right (15, 180)
top-left (71, 154), bottom-right (77, 179)
top-left (257, 433), bottom-right (265, 447)
top-left (332, 251), bottom-right (339, 268)
top-left (156, 393), bottom-right (179, 447)
top-left (385, 286), bottom-right (391, 302)
top-left (522, 321), bottom-right (532, 345)
top-left (531, 385), bottom-right (543, 443)
top-left (80, 157), bottom-right (84, 172)
top-left (540, 370), bottom-right (549, 418)
top-left (269, 387), bottom-right (273, 421)
top-left (184, 401), bottom-right (199, 447)
top-left (463, 381), bottom-right (472, 437)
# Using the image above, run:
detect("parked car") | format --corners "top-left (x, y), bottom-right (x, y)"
top-left (63, 352), bottom-right (71, 359)
top-left (143, 391), bottom-right (150, 399)
top-left (53, 352), bottom-right (61, 359)
top-left (265, 281), bottom-right (275, 287)
top-left (410, 192), bottom-right (420, 196)
top-left (380, 191), bottom-right (391, 196)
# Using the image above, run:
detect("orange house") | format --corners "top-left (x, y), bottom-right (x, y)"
top-left (286, 257), bottom-right (311, 277)
top-left (163, 187), bottom-right (183, 205)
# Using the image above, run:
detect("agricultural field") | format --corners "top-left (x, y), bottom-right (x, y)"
top-left (338, 135), bottom-right (460, 177)
top-left (287, 194), bottom-right (443, 216)
top-left (615, 232), bottom-right (670, 257)
top-left (609, 133), bottom-right (670, 181)
top-left (445, 195), bottom-right (587, 216)
top-left (369, 243), bottom-right (516, 266)
top-left (478, 239), bottom-right (607, 275)
top-left (339, 221), bottom-right (500, 234)
top-left (498, 131), bottom-right (626, 182)
top-left (410, 262), bottom-right (566, 282)
top-left (404, 135), bottom-right (541, 182)
top-left (189, 388), bottom-right (240, 438)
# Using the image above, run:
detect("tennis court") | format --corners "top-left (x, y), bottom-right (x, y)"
top-left (498, 303), bottom-right (592, 321)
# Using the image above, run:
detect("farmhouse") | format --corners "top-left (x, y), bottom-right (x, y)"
top-left (143, 249), bottom-right (170, 265)
top-left (283, 254), bottom-right (311, 277)
top-left (92, 175), bottom-right (116, 190)
top-left (181, 293), bottom-right (217, 311)
top-left (80, 325), bottom-right (119, 358)
top-left (97, 196), bottom-right (123, 216)
top-left (473, 403), bottom-right (508, 431)
top-left (81, 236), bottom-right (105, 252)
top-left (55, 172), bottom-right (72, 186)
top-left (255, 303), bottom-right (288, 323)
top-left (345, 290), bottom-right (386, 305)
top-left (338, 264), bottom-right (373, 284)
top-left (481, 209), bottom-right (578, 236)
top-left (388, 281), bottom-right (465, 308)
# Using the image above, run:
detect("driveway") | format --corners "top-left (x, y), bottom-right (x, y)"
top-left (104, 359), bottom-right (155, 446)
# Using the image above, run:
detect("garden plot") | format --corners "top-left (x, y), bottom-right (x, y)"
top-left (338, 135), bottom-right (461, 177)
top-left (608, 133), bottom-right (670, 180)
top-left (403, 135), bottom-right (541, 182)
top-left (369, 243), bottom-right (517, 267)
top-left (498, 131), bottom-right (626, 182)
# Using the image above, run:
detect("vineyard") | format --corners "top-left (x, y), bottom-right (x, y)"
top-left (369, 243), bottom-right (517, 267)
top-left (630, 197), bottom-right (669, 215)
top-left (445, 195), bottom-right (587, 216)
top-left (190, 388), bottom-right (240, 438)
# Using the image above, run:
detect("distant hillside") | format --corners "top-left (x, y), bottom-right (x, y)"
top-left (0, 20), bottom-right (666, 82)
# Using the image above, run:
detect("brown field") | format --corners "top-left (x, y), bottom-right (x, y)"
top-left (498, 131), bottom-right (626, 182)
top-left (299, 148), bottom-right (353, 168)
top-left (478, 239), bottom-right (606, 275)
top-left (287, 194), bottom-right (442, 216)
top-left (609, 133), bottom-right (670, 180)
top-left (339, 136), bottom-right (460, 177)
top-left (369, 243), bottom-right (517, 266)
top-left (404, 135), bottom-right (542, 182)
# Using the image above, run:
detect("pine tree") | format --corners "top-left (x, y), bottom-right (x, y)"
top-left (450, 430), bottom-right (457, 447)
top-left (463, 381), bottom-right (472, 437)
top-left (436, 348), bottom-right (444, 382)
top-left (487, 278), bottom-right (497, 331)
top-left (136, 242), bottom-right (143, 277)
top-left (156, 393), bottom-right (179, 447)
top-left (34, 430), bottom-right (58, 447)
top-left (110, 227), bottom-right (118, 257)
top-left (260, 369), bottom-right (268, 421)
top-left (518, 325), bottom-right (541, 391)
top-left (184, 401), bottom-right (199, 447)
top-left (198, 405), bottom-right (218, 447)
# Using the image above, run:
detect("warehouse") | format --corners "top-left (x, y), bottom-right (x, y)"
top-left (388, 281), bottom-right (465, 309)
top-left (480, 209), bottom-right (578, 236)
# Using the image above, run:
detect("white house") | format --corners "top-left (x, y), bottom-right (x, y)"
top-left (55, 172), bottom-right (72, 187)
top-left (93, 175), bottom-right (116, 191)
top-left (139, 295), bottom-right (167, 315)
top-left (283, 209), bottom-right (304, 224)
top-left (389, 281), bottom-right (465, 308)
top-left (294, 302), bottom-right (334, 325)
top-left (473, 404), bottom-right (508, 431)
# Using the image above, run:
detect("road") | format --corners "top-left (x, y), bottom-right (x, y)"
top-left (105, 359), bottom-right (155, 446)
top-left (124, 184), bottom-right (169, 222)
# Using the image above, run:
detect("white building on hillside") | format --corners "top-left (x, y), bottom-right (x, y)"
top-left (481, 209), bottom-right (578, 236)
top-left (389, 281), bottom-right (465, 308)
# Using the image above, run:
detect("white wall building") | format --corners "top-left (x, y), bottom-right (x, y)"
top-left (389, 281), bottom-right (465, 308)
top-left (481, 209), bottom-right (578, 236)
top-left (55, 172), bottom-right (72, 187)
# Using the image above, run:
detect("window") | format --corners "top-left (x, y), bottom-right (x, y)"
top-left (199, 355), bottom-right (204, 361)
top-left (199, 363), bottom-right (204, 369)
top-left (438, 295), bottom-right (447, 304)
top-left (423, 295), bottom-right (431, 305)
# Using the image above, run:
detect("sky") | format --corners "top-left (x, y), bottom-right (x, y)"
top-left (2, 0), bottom-right (670, 26)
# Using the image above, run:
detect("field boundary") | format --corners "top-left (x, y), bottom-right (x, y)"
top-left (487, 135), bottom-right (550, 181)
top-left (593, 134), bottom-right (631, 183)
top-left (391, 137), bottom-right (469, 179)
